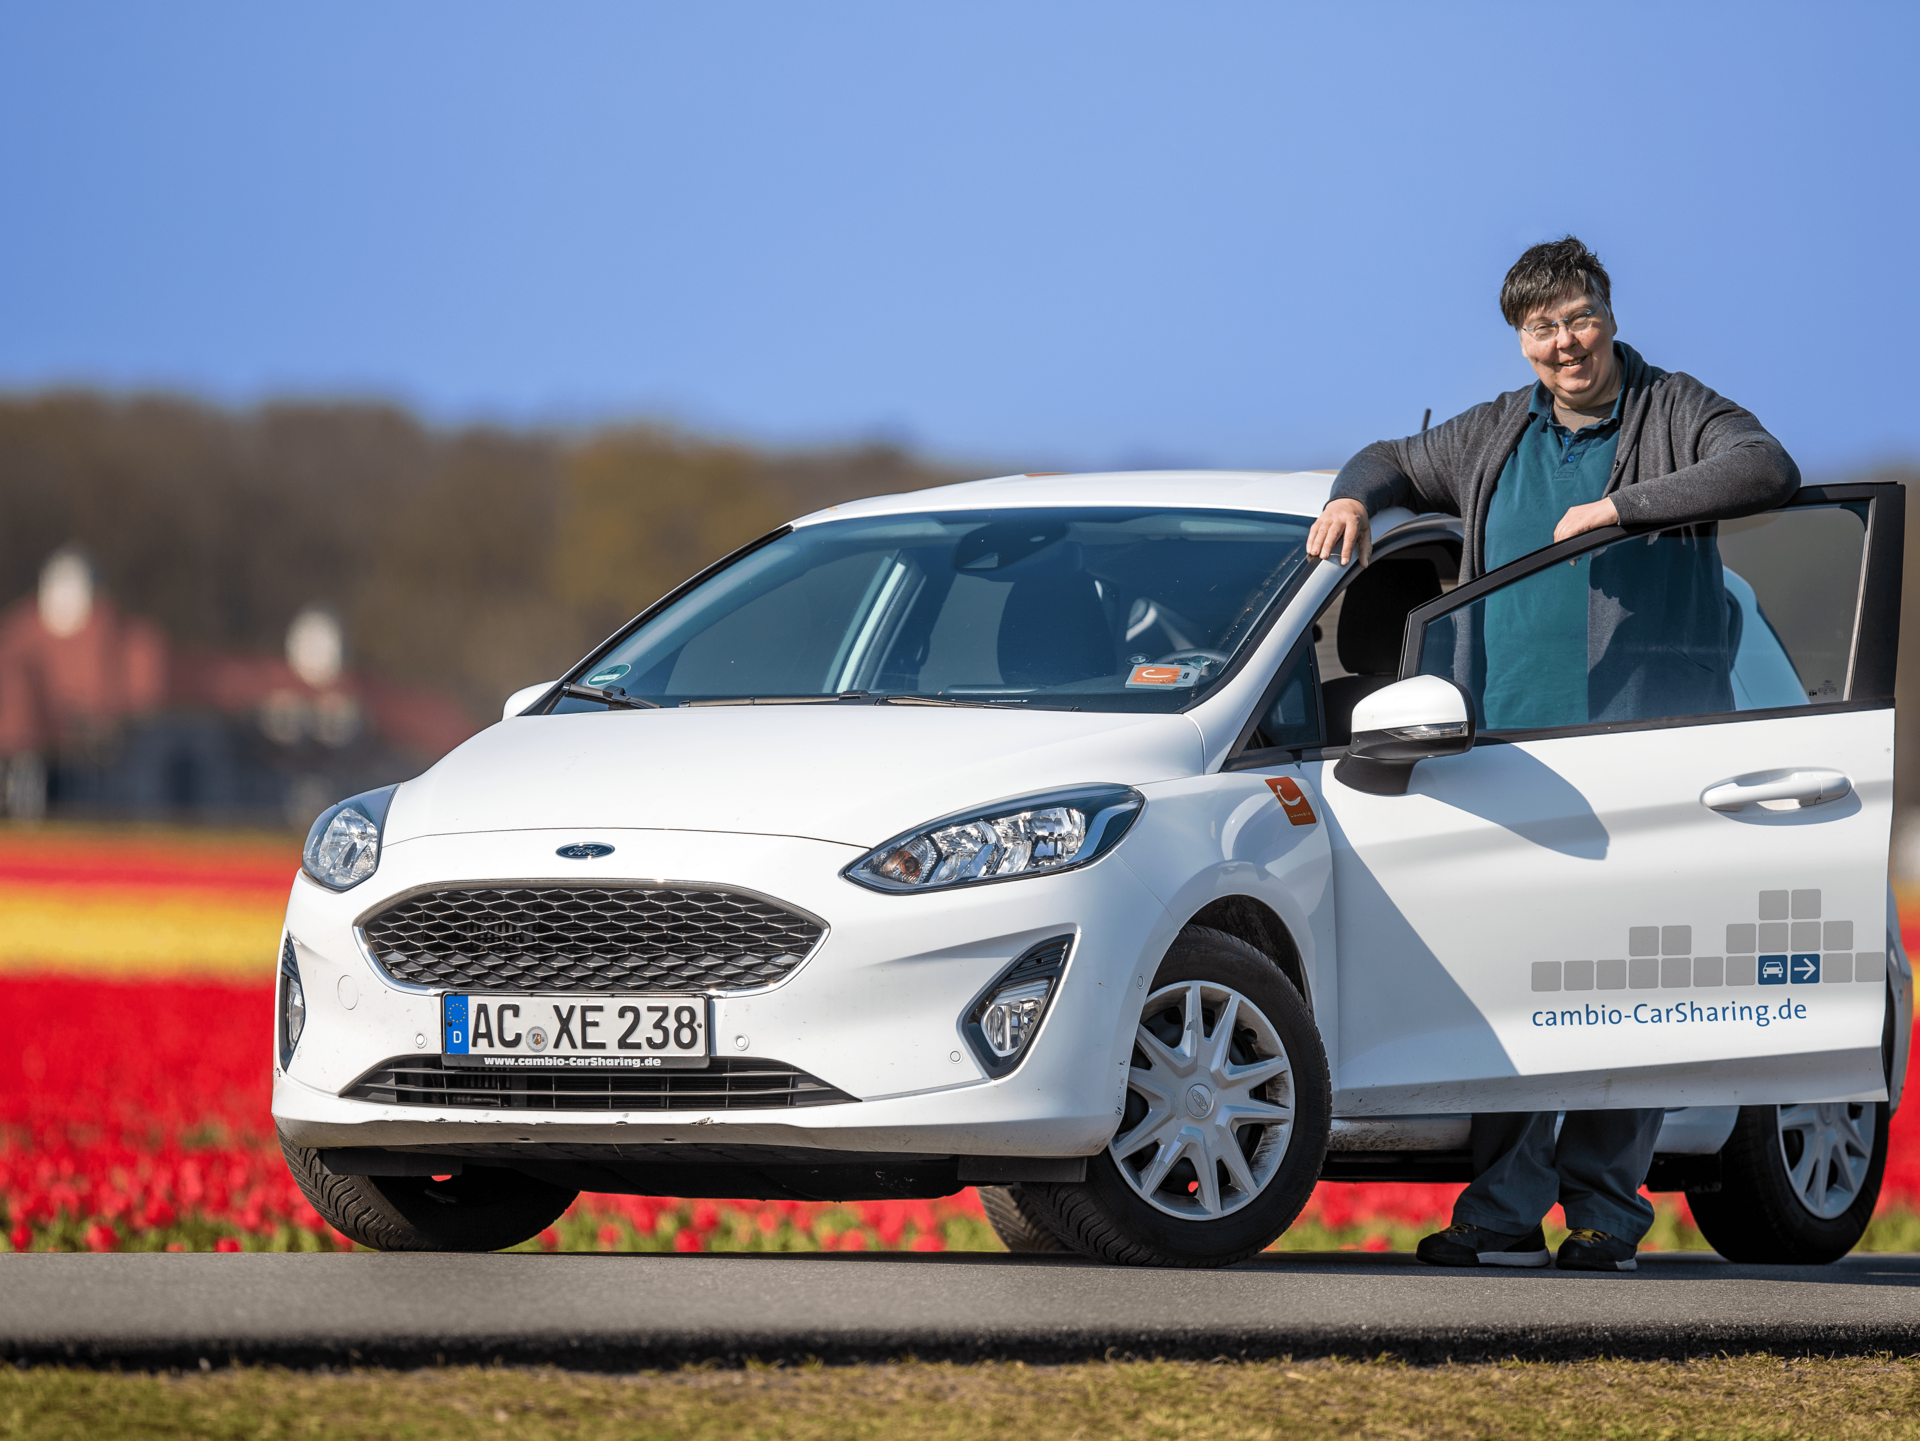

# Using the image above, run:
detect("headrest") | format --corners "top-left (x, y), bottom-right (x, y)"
top-left (997, 576), bottom-right (1117, 689)
top-left (1336, 557), bottom-right (1443, 676)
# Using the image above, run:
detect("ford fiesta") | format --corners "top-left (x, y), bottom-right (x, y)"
top-left (275, 469), bottom-right (1912, 1266)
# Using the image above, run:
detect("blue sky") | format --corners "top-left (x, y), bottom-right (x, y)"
top-left (0, 2), bottom-right (1912, 476)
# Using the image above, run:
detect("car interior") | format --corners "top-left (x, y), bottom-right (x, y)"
top-left (1313, 537), bottom-right (1461, 747)
top-left (1232, 534), bottom-right (1461, 760)
top-left (1318, 556), bottom-right (1444, 745)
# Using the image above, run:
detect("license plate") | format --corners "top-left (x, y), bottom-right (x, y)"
top-left (441, 995), bottom-right (709, 1069)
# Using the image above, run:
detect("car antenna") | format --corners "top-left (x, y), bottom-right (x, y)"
top-left (1421, 408), bottom-right (1431, 432)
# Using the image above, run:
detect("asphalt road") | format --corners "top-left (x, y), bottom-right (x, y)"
top-left (4, 1250), bottom-right (1918, 1368)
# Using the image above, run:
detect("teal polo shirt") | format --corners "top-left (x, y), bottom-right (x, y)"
top-left (1480, 383), bottom-right (1622, 729)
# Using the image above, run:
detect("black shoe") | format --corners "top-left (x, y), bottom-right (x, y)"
top-left (1556, 1228), bottom-right (1638, 1271)
top-left (1415, 1222), bottom-right (1551, 1268)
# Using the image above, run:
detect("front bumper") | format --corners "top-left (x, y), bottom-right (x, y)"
top-left (272, 826), bottom-right (1174, 1157)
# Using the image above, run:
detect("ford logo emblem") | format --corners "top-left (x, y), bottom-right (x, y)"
top-left (556, 842), bottom-right (615, 860)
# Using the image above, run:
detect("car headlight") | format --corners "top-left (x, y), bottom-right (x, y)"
top-left (845, 785), bottom-right (1143, 893)
top-left (301, 784), bottom-right (399, 891)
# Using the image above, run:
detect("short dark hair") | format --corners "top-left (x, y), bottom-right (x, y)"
top-left (1500, 236), bottom-right (1612, 329)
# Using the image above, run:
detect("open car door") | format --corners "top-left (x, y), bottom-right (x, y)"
top-left (1321, 483), bottom-right (1903, 1116)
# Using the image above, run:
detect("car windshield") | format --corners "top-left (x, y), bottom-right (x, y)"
top-left (556, 507), bottom-right (1313, 714)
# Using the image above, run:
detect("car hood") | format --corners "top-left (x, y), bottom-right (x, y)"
top-left (385, 705), bottom-right (1205, 851)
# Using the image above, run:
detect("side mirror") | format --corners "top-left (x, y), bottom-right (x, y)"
top-left (1333, 676), bottom-right (1475, 796)
top-left (502, 682), bottom-right (556, 721)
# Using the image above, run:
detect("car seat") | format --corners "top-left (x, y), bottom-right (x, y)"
top-left (1320, 557), bottom-right (1442, 745)
top-left (997, 576), bottom-right (1117, 689)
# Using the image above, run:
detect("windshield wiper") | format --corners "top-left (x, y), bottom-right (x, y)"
top-left (559, 682), bottom-right (661, 711)
top-left (682, 693), bottom-right (871, 707)
top-left (875, 695), bottom-right (1076, 710)
top-left (668, 692), bottom-right (1072, 710)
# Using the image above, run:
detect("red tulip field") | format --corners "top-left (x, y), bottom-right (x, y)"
top-left (4, 825), bottom-right (1919, 1256)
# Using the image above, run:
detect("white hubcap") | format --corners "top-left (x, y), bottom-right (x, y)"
top-left (1109, 979), bottom-right (1294, 1220)
top-left (1777, 1101), bottom-right (1873, 1220)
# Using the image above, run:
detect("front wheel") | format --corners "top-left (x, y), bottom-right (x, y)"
top-left (1688, 1101), bottom-right (1888, 1264)
top-left (281, 1133), bottom-right (577, 1252)
top-left (979, 1185), bottom-right (1068, 1253)
top-left (1021, 926), bottom-right (1330, 1267)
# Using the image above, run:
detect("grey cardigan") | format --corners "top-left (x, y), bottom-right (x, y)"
top-left (1330, 342), bottom-right (1800, 579)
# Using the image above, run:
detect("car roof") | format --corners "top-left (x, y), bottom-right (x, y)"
top-left (789, 469), bottom-right (1340, 527)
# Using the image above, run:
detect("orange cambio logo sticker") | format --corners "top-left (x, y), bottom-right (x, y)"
top-left (1125, 663), bottom-right (1199, 689)
top-left (1266, 776), bottom-right (1318, 826)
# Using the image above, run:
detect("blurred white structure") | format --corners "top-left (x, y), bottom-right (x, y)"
top-left (286, 607), bottom-right (344, 688)
top-left (37, 548), bottom-right (94, 639)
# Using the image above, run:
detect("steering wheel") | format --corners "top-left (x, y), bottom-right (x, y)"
top-left (1156, 649), bottom-right (1230, 675)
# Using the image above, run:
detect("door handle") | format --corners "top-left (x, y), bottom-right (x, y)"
top-left (1701, 768), bottom-right (1852, 813)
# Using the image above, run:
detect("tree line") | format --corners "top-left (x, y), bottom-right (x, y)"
top-left (0, 391), bottom-right (966, 719)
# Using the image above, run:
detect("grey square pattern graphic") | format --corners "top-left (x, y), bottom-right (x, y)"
top-left (1529, 889), bottom-right (1885, 992)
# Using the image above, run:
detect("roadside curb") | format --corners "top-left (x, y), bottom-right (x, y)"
top-left (5, 1251), bottom-right (1918, 1370)
top-left (9, 1322), bottom-right (1920, 1370)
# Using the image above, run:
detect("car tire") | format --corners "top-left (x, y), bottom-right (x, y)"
top-left (1688, 1100), bottom-right (1888, 1264)
top-left (280, 1133), bottom-right (577, 1253)
top-left (979, 1184), bottom-right (1068, 1253)
top-left (1020, 925), bottom-right (1330, 1268)
top-left (1690, 980), bottom-right (1896, 1266)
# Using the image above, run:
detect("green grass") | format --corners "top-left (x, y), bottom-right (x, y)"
top-left (16, 1206), bottom-right (1920, 1257)
top-left (508, 1206), bottom-right (1004, 1255)
top-left (6, 1356), bottom-right (1920, 1440)
top-left (1863, 1210), bottom-right (1920, 1251)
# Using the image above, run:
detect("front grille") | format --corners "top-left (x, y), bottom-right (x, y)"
top-left (360, 884), bottom-right (825, 992)
top-left (344, 1055), bottom-right (855, 1111)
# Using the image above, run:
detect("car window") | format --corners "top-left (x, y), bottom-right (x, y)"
top-left (1245, 639), bottom-right (1322, 751)
top-left (557, 507), bottom-right (1314, 714)
top-left (1717, 507), bottom-right (1867, 705)
top-left (1412, 504), bottom-right (1868, 732)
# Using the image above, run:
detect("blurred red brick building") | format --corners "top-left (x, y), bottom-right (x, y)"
top-left (0, 549), bottom-right (474, 825)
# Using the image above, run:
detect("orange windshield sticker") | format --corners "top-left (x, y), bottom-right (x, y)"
top-left (1266, 776), bottom-right (1318, 826)
top-left (1125, 664), bottom-right (1199, 689)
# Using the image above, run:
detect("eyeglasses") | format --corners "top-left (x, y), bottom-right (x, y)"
top-left (1519, 308), bottom-right (1608, 342)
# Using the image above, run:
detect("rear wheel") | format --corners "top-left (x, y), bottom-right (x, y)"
top-left (281, 1134), bottom-right (577, 1252)
top-left (1021, 926), bottom-right (1330, 1267)
top-left (1688, 1101), bottom-right (1887, 1264)
top-left (979, 1185), bottom-right (1068, 1253)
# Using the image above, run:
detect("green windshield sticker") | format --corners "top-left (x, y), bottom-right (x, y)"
top-left (586, 664), bottom-right (631, 686)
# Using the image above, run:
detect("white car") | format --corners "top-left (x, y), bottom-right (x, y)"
top-left (274, 470), bottom-right (1911, 1266)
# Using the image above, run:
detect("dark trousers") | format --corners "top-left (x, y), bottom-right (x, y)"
top-left (1449, 1109), bottom-right (1664, 1242)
